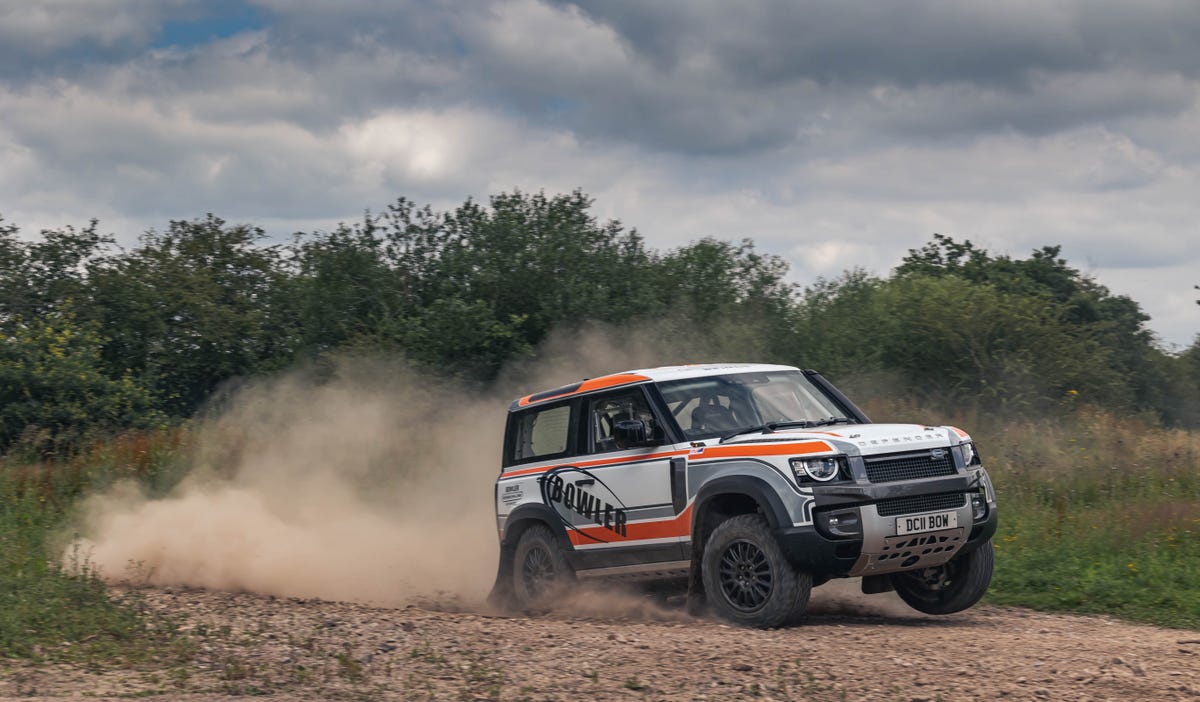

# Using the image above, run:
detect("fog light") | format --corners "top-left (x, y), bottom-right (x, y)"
top-left (971, 492), bottom-right (987, 520)
top-left (819, 509), bottom-right (861, 537)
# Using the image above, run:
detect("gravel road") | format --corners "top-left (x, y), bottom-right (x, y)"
top-left (2, 584), bottom-right (1197, 701)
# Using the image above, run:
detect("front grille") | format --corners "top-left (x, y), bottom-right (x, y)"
top-left (864, 450), bottom-right (957, 483)
top-left (875, 492), bottom-right (966, 517)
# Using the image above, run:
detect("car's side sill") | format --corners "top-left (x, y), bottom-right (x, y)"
top-left (575, 560), bottom-right (691, 581)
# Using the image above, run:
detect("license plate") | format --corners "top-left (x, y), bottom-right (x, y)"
top-left (896, 510), bottom-right (958, 535)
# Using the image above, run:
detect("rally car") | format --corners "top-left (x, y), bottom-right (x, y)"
top-left (490, 363), bottom-right (997, 627)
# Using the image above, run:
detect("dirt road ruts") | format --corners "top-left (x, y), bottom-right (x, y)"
top-left (2, 585), bottom-right (1197, 701)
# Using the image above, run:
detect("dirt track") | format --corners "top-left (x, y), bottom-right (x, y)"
top-left (2, 584), bottom-right (1198, 701)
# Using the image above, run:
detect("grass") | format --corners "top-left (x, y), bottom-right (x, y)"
top-left (867, 399), bottom-right (1200, 629)
top-left (988, 499), bottom-right (1199, 627)
top-left (0, 428), bottom-right (193, 663)
top-left (1, 403), bottom-right (1198, 667)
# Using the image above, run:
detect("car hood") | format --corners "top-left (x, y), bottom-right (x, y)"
top-left (723, 422), bottom-right (969, 456)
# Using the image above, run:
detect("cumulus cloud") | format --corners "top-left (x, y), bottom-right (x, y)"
top-left (0, 0), bottom-right (1198, 345)
top-left (569, 1), bottom-right (1200, 84)
top-left (0, 0), bottom-right (172, 54)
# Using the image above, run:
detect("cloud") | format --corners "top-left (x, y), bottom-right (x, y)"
top-left (338, 106), bottom-right (621, 198)
top-left (0, 1), bottom-right (171, 54)
top-left (0, 0), bottom-right (1198, 346)
top-left (569, 1), bottom-right (1200, 84)
top-left (0, 79), bottom-right (351, 220)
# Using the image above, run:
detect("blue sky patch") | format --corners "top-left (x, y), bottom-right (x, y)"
top-left (155, 1), bottom-right (269, 49)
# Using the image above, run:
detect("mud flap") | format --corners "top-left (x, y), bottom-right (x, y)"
top-left (685, 534), bottom-right (706, 615)
top-left (487, 545), bottom-right (515, 609)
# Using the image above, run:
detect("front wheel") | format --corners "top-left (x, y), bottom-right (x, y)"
top-left (891, 540), bottom-right (994, 615)
top-left (510, 524), bottom-right (573, 609)
top-left (701, 514), bottom-right (811, 628)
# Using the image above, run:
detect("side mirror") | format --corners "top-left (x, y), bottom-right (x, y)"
top-left (613, 419), bottom-right (656, 449)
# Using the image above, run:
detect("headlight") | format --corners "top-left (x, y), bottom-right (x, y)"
top-left (959, 441), bottom-right (981, 466)
top-left (790, 456), bottom-right (844, 482)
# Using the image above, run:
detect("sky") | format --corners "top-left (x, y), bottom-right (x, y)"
top-left (1, 1), bottom-right (1198, 348)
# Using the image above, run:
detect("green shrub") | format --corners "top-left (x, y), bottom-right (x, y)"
top-left (0, 309), bottom-right (164, 457)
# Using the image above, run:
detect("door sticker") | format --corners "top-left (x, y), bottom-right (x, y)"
top-left (540, 466), bottom-right (629, 541)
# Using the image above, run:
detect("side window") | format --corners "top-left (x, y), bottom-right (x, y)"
top-left (587, 390), bottom-right (661, 454)
top-left (512, 404), bottom-right (572, 463)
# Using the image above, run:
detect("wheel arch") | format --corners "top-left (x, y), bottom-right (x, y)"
top-left (691, 475), bottom-right (792, 539)
top-left (687, 475), bottom-right (793, 598)
top-left (502, 504), bottom-right (573, 550)
top-left (488, 504), bottom-right (573, 608)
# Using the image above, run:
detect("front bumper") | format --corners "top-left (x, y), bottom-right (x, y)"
top-left (775, 472), bottom-right (998, 578)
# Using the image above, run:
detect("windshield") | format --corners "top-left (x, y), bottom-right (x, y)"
top-left (657, 370), bottom-right (849, 441)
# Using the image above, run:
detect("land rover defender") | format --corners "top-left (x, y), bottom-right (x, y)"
top-left (490, 363), bottom-right (997, 627)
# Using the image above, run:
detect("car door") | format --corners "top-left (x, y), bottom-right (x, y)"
top-left (550, 386), bottom-right (686, 564)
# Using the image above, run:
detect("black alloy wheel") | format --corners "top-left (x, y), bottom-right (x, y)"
top-left (510, 523), bottom-right (572, 609)
top-left (700, 514), bottom-right (812, 628)
top-left (717, 539), bottom-right (774, 612)
top-left (520, 544), bottom-right (555, 599)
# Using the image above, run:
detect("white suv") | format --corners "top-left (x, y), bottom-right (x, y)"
top-left (490, 364), bottom-right (997, 628)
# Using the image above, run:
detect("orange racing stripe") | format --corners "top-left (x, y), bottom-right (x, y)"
top-left (688, 441), bottom-right (834, 460)
top-left (500, 448), bottom-right (691, 479)
top-left (568, 504), bottom-right (694, 545)
top-left (517, 373), bottom-right (651, 407)
top-left (501, 440), bottom-right (835, 479)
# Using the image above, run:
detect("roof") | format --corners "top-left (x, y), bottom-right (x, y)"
top-left (510, 363), bottom-right (801, 410)
top-left (625, 363), bottom-right (799, 382)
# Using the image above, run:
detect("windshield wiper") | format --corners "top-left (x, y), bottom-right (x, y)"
top-left (718, 417), bottom-right (856, 443)
top-left (719, 420), bottom-right (815, 443)
top-left (808, 416), bottom-right (855, 427)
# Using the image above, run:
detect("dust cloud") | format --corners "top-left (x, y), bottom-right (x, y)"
top-left (72, 357), bottom-right (504, 606)
top-left (808, 578), bottom-right (926, 620)
top-left (70, 324), bottom-right (704, 609)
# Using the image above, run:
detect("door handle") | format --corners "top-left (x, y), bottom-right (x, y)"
top-left (574, 479), bottom-right (595, 486)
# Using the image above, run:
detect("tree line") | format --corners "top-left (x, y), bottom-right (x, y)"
top-left (2, 190), bottom-right (1199, 455)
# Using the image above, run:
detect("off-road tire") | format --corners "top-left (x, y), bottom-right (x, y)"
top-left (701, 514), bottom-right (811, 628)
top-left (511, 523), bottom-right (573, 610)
top-left (891, 539), bottom-right (994, 615)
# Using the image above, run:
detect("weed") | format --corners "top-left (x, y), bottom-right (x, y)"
top-left (409, 639), bottom-right (445, 664)
top-left (219, 654), bottom-right (252, 681)
top-left (460, 659), bottom-right (504, 701)
top-left (167, 665), bottom-right (192, 689)
top-left (336, 651), bottom-right (366, 683)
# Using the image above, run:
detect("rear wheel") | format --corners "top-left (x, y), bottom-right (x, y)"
top-left (891, 540), bottom-right (994, 615)
top-left (701, 514), bottom-right (811, 628)
top-left (510, 524), bottom-right (572, 609)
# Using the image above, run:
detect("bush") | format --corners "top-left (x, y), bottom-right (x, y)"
top-left (0, 310), bottom-right (164, 457)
